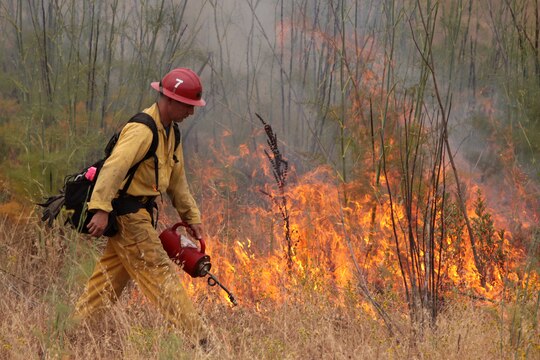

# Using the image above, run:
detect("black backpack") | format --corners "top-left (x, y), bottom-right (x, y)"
top-left (39, 112), bottom-right (180, 236)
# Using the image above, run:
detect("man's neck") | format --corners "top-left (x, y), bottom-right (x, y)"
top-left (156, 100), bottom-right (171, 128)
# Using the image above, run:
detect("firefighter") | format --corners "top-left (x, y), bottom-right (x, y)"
top-left (73, 68), bottom-right (210, 347)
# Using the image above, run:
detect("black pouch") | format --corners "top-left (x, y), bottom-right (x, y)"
top-left (64, 167), bottom-right (118, 237)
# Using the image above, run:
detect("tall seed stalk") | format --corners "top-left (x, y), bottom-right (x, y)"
top-left (257, 114), bottom-right (293, 269)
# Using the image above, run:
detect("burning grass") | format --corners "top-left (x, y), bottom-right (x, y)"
top-left (0, 118), bottom-right (537, 358)
top-left (0, 117), bottom-right (538, 359)
top-left (0, 207), bottom-right (538, 359)
top-left (1, 0), bottom-right (539, 356)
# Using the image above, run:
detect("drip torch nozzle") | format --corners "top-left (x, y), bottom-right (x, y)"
top-left (207, 272), bottom-right (238, 306)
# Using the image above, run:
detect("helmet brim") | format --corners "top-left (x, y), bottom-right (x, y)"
top-left (151, 82), bottom-right (206, 107)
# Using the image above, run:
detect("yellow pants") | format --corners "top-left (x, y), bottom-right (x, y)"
top-left (73, 209), bottom-right (206, 338)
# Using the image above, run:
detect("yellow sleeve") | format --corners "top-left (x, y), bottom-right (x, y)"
top-left (166, 142), bottom-right (201, 224)
top-left (87, 123), bottom-right (153, 213)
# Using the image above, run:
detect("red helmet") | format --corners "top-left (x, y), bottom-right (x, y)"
top-left (151, 68), bottom-right (206, 106)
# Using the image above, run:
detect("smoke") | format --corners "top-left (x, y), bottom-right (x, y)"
top-left (1, 0), bottom-right (536, 227)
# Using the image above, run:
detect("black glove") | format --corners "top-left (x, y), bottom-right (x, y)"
top-left (37, 194), bottom-right (65, 226)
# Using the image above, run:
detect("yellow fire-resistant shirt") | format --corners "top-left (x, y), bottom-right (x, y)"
top-left (87, 103), bottom-right (201, 224)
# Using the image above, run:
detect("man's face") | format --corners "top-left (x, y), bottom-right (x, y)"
top-left (168, 98), bottom-right (195, 123)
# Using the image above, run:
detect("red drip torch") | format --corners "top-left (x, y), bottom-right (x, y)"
top-left (159, 222), bottom-right (238, 306)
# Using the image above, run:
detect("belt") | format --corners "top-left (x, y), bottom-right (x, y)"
top-left (112, 195), bottom-right (158, 226)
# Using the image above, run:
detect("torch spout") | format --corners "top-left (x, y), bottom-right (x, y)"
top-left (207, 272), bottom-right (238, 306)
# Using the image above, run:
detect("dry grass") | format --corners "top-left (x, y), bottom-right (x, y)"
top-left (0, 214), bottom-right (538, 360)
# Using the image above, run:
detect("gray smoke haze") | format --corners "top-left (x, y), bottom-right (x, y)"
top-left (0, 0), bottom-right (536, 224)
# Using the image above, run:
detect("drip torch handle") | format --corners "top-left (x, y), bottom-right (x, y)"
top-left (171, 222), bottom-right (185, 233)
top-left (170, 222), bottom-right (206, 253)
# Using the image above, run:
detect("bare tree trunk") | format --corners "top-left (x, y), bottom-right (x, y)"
top-left (28, 0), bottom-right (54, 123)
top-left (279, 0), bottom-right (286, 133)
top-left (85, 0), bottom-right (101, 132)
top-left (100, 0), bottom-right (118, 130)
top-left (411, 0), bottom-right (485, 287)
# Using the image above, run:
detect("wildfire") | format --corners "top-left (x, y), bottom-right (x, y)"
top-left (157, 126), bottom-right (540, 312)
top-left (153, 12), bottom-right (540, 310)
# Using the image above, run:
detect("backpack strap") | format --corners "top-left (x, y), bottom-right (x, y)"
top-left (128, 113), bottom-right (159, 160)
top-left (172, 123), bottom-right (181, 163)
top-left (118, 113), bottom-right (159, 196)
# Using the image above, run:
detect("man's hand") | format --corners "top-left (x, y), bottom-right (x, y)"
top-left (186, 223), bottom-right (203, 241)
top-left (87, 210), bottom-right (109, 237)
